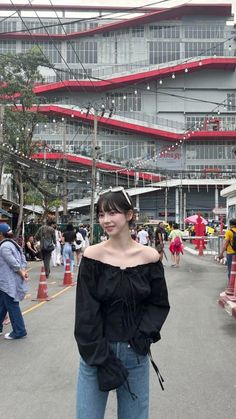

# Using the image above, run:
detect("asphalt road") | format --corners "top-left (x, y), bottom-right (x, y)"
top-left (0, 252), bottom-right (236, 419)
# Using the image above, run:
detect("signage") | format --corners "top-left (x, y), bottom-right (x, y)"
top-left (212, 207), bottom-right (227, 215)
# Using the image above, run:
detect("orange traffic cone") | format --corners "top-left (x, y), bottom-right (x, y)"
top-left (225, 255), bottom-right (236, 296)
top-left (32, 266), bottom-right (51, 301)
top-left (62, 259), bottom-right (75, 286)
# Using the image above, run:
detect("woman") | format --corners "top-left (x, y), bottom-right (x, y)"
top-left (25, 235), bottom-right (41, 261)
top-left (62, 223), bottom-right (76, 272)
top-left (168, 223), bottom-right (184, 267)
top-left (0, 223), bottom-right (28, 340)
top-left (74, 187), bottom-right (170, 419)
top-left (51, 224), bottom-right (62, 267)
top-left (75, 228), bottom-right (84, 266)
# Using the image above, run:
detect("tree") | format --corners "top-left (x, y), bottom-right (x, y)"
top-left (0, 48), bottom-right (53, 236)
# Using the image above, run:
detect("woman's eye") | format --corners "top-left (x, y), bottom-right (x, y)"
top-left (98, 212), bottom-right (104, 217)
top-left (109, 210), bottom-right (117, 215)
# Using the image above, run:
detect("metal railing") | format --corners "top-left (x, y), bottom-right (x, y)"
top-left (183, 235), bottom-right (224, 255)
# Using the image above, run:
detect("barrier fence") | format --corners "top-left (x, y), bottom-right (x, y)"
top-left (182, 235), bottom-right (225, 256)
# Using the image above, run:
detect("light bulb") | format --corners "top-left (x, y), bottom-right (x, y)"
top-left (172, 73), bottom-right (175, 79)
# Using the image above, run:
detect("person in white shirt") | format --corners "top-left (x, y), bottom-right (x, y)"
top-left (75, 229), bottom-right (85, 266)
top-left (137, 227), bottom-right (149, 246)
top-left (51, 224), bottom-right (62, 267)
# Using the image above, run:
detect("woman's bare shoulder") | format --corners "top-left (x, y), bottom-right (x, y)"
top-left (83, 242), bottom-right (106, 260)
top-left (134, 243), bottom-right (160, 264)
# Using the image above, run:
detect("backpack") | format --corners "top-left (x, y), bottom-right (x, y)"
top-left (173, 236), bottom-right (181, 247)
top-left (40, 226), bottom-right (55, 253)
top-left (230, 229), bottom-right (236, 251)
top-left (42, 238), bottom-right (55, 253)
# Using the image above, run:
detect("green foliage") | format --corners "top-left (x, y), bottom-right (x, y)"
top-left (0, 49), bottom-right (58, 231)
top-left (0, 48), bottom-right (52, 108)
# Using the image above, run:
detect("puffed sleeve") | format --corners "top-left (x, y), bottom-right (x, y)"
top-left (130, 261), bottom-right (170, 355)
top-left (74, 257), bottom-right (128, 391)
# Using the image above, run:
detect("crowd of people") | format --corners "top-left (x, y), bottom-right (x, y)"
top-left (25, 221), bottom-right (90, 275)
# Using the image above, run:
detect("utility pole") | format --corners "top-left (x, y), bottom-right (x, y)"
top-left (89, 109), bottom-right (98, 244)
top-left (164, 187), bottom-right (168, 222)
top-left (0, 104), bottom-right (5, 216)
top-left (62, 118), bottom-right (68, 219)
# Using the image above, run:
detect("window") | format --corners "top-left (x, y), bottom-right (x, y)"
top-left (227, 93), bottom-right (235, 111)
top-left (106, 92), bottom-right (142, 112)
top-left (67, 41), bottom-right (98, 63)
top-left (184, 24), bottom-right (224, 39)
top-left (132, 26), bottom-right (144, 37)
top-left (185, 42), bottom-right (224, 58)
top-left (22, 41), bottom-right (62, 63)
top-left (0, 21), bottom-right (16, 33)
top-left (0, 40), bottom-right (16, 54)
top-left (149, 41), bottom-right (180, 64)
top-left (27, 20), bottom-right (62, 35)
top-left (149, 25), bottom-right (180, 39)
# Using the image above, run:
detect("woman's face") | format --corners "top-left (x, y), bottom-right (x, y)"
top-left (98, 208), bottom-right (131, 237)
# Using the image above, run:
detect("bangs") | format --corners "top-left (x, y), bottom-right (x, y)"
top-left (96, 191), bottom-right (132, 217)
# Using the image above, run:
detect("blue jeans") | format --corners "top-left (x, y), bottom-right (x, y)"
top-left (0, 290), bottom-right (27, 338)
top-left (226, 253), bottom-right (236, 281)
top-left (63, 243), bottom-right (74, 272)
top-left (76, 342), bottom-right (149, 419)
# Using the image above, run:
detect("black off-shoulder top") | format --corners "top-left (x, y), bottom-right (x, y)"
top-left (74, 256), bottom-right (170, 392)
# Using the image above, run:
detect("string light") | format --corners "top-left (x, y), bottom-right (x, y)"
top-left (0, 143), bottom-right (88, 175)
top-left (185, 68), bottom-right (188, 73)
top-left (159, 79), bottom-right (163, 85)
top-left (147, 84), bottom-right (150, 90)
top-left (172, 73), bottom-right (175, 79)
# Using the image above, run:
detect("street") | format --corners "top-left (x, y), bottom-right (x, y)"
top-left (0, 252), bottom-right (236, 419)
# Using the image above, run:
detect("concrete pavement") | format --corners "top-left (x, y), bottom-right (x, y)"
top-left (0, 253), bottom-right (236, 419)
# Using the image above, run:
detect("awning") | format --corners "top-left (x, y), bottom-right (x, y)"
top-left (0, 208), bottom-right (12, 218)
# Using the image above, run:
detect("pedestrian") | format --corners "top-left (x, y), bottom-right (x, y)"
top-left (35, 219), bottom-right (56, 279)
top-left (25, 235), bottom-right (41, 261)
top-left (168, 223), bottom-right (184, 267)
top-left (51, 224), bottom-right (62, 267)
top-left (155, 221), bottom-right (165, 261)
top-left (137, 225), bottom-right (149, 246)
top-left (0, 223), bottom-right (28, 340)
top-left (62, 223), bottom-right (76, 272)
top-left (75, 228), bottom-right (85, 266)
top-left (219, 219), bottom-right (236, 283)
top-left (74, 186), bottom-right (170, 419)
top-left (100, 232), bottom-right (108, 242)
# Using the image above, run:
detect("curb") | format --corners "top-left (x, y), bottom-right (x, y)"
top-left (218, 292), bottom-right (236, 318)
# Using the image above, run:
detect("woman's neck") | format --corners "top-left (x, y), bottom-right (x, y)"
top-left (107, 231), bottom-right (133, 251)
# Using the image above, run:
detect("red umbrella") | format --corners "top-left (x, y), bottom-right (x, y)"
top-left (185, 215), bottom-right (208, 225)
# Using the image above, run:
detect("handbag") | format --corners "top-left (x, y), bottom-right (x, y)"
top-left (71, 243), bottom-right (76, 252)
top-left (42, 238), bottom-right (55, 253)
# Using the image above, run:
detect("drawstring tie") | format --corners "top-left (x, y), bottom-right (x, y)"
top-left (125, 379), bottom-right (138, 400)
top-left (148, 349), bottom-right (165, 391)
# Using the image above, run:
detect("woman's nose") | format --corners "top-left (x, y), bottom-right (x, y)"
top-left (103, 213), bottom-right (111, 222)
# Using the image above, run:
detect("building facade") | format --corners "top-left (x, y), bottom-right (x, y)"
top-left (0, 2), bottom-right (236, 219)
